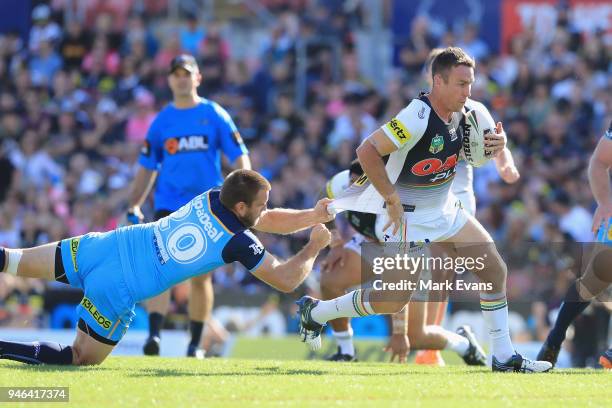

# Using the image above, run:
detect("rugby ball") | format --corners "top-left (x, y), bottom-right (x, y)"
top-left (462, 107), bottom-right (496, 167)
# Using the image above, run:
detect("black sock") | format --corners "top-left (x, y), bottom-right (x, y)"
top-left (149, 312), bottom-right (164, 338)
top-left (0, 248), bottom-right (6, 272)
top-left (546, 282), bottom-right (590, 347)
top-left (0, 340), bottom-right (73, 365)
top-left (189, 320), bottom-right (204, 348)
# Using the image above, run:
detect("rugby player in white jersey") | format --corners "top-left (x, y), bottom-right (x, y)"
top-left (319, 161), bottom-right (486, 365)
top-left (409, 48), bottom-right (520, 366)
top-left (299, 47), bottom-right (552, 372)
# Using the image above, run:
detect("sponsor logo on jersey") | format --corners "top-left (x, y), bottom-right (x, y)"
top-left (164, 135), bottom-right (209, 154)
top-left (249, 243), bottom-right (264, 255)
top-left (411, 154), bottom-right (458, 182)
top-left (193, 197), bottom-right (224, 243)
top-left (81, 296), bottom-right (112, 329)
top-left (449, 127), bottom-right (458, 141)
top-left (69, 237), bottom-right (80, 272)
top-left (429, 135), bottom-right (444, 154)
top-left (418, 107), bottom-right (426, 119)
top-left (385, 118), bottom-right (411, 145)
top-left (354, 173), bottom-right (369, 186)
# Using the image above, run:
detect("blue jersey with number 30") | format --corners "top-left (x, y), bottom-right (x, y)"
top-left (114, 189), bottom-right (266, 302)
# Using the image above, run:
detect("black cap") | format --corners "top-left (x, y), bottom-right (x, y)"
top-left (169, 54), bottom-right (199, 74)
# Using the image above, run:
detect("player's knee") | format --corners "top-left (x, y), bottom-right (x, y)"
top-left (71, 344), bottom-right (106, 366)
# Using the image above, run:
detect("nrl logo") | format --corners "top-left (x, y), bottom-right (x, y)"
top-left (429, 134), bottom-right (444, 154)
top-left (418, 107), bottom-right (426, 119)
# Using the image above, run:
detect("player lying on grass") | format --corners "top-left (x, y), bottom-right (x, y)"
top-left (320, 162), bottom-right (486, 366)
top-left (0, 169), bottom-right (332, 366)
top-left (537, 121), bottom-right (612, 369)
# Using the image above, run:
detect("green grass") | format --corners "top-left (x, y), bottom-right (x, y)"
top-left (1, 352), bottom-right (608, 407)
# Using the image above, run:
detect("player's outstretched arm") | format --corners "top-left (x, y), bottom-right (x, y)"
top-left (253, 199), bottom-right (334, 234)
top-left (589, 135), bottom-right (612, 233)
top-left (251, 224), bottom-right (331, 293)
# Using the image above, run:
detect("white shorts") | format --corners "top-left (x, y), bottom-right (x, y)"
top-left (374, 193), bottom-right (469, 243)
top-left (453, 190), bottom-right (476, 216)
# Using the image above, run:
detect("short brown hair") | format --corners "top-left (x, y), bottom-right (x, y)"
top-left (220, 169), bottom-right (271, 208)
top-left (431, 47), bottom-right (475, 82)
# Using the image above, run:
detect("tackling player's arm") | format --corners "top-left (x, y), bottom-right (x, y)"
top-left (251, 224), bottom-right (331, 292)
top-left (588, 123), bottom-right (612, 233)
top-left (253, 199), bottom-right (334, 234)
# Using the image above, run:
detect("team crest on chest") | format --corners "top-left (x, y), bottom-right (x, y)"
top-left (429, 134), bottom-right (444, 154)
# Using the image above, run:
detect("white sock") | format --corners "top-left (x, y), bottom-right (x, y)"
top-left (311, 289), bottom-right (373, 324)
top-left (444, 331), bottom-right (470, 356)
top-left (332, 329), bottom-right (355, 356)
top-left (480, 292), bottom-right (515, 362)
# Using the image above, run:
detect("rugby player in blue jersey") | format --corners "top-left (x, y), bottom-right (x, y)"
top-left (537, 121), bottom-right (612, 368)
top-left (0, 170), bottom-right (333, 366)
top-left (126, 54), bottom-right (251, 358)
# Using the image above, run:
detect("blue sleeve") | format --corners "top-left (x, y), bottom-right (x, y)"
top-left (605, 120), bottom-right (612, 140)
top-left (138, 115), bottom-right (163, 170)
top-left (222, 230), bottom-right (266, 271)
top-left (214, 103), bottom-right (248, 163)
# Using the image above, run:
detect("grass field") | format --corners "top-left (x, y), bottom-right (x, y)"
top-left (1, 344), bottom-right (609, 408)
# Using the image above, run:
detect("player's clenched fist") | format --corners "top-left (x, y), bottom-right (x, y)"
top-left (313, 198), bottom-right (335, 223)
top-left (309, 224), bottom-right (332, 249)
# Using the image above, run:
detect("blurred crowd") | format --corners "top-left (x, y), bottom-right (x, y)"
top-left (0, 0), bottom-right (610, 355)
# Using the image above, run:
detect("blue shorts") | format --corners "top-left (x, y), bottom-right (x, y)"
top-left (60, 231), bottom-right (136, 344)
top-left (596, 217), bottom-right (612, 245)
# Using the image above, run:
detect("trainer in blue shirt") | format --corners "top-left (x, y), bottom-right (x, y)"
top-left (126, 54), bottom-right (251, 359)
